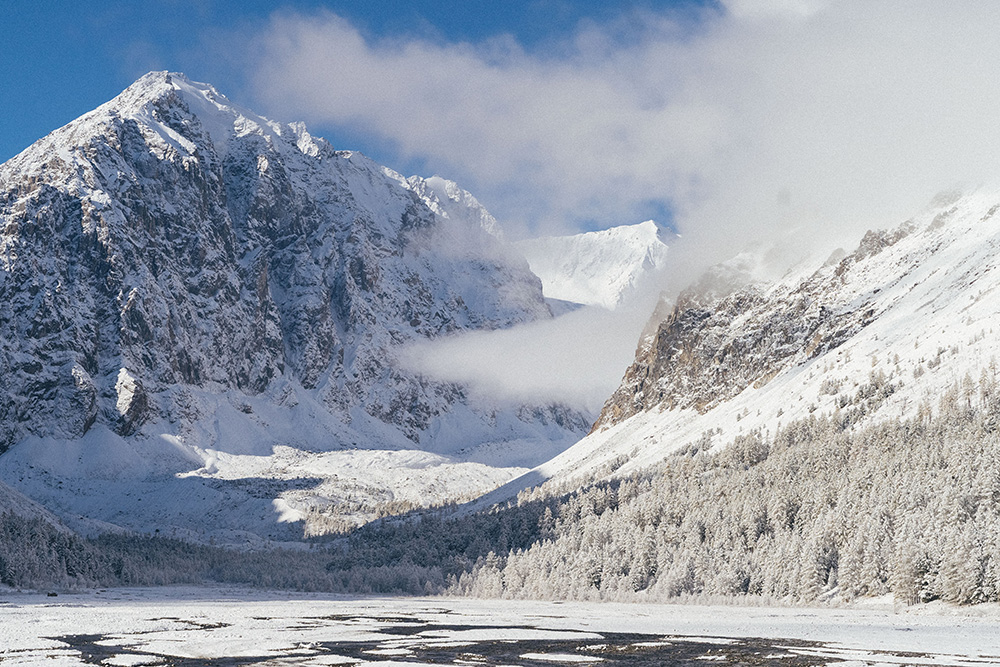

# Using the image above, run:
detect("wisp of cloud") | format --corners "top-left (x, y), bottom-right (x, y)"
top-left (399, 279), bottom-right (666, 415)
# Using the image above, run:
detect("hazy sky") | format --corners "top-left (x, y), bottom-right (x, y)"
top-left (0, 0), bottom-right (702, 238)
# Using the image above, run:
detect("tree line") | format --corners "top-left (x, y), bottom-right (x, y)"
top-left (4, 371), bottom-right (1000, 606)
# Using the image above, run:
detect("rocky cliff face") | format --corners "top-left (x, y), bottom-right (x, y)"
top-left (594, 225), bottom-right (916, 429)
top-left (0, 72), bottom-right (584, 454)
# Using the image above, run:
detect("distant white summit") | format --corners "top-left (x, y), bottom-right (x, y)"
top-left (515, 220), bottom-right (671, 310)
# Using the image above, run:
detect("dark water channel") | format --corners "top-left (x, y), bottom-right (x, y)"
top-left (44, 617), bottom-right (948, 666)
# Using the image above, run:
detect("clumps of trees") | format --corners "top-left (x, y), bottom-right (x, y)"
top-left (449, 374), bottom-right (1000, 605)
top-left (0, 515), bottom-right (108, 589)
top-left (5, 372), bottom-right (1000, 606)
top-left (0, 492), bottom-right (552, 595)
top-left (0, 511), bottom-right (464, 594)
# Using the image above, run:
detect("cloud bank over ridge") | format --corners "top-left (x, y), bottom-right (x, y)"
top-left (240, 1), bottom-right (1000, 411)
top-left (251, 1), bottom-right (1000, 258)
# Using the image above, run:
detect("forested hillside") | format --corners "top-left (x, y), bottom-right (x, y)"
top-left (454, 375), bottom-right (1000, 604)
top-left (6, 374), bottom-right (1000, 606)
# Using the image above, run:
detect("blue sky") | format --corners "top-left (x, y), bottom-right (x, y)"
top-left (4, 1), bottom-right (998, 251)
top-left (2, 1), bottom-right (712, 235)
top-left (0, 1), bottom-right (706, 166)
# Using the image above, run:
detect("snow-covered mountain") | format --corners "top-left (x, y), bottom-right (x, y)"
top-left (507, 188), bottom-right (1000, 489)
top-left (514, 220), bottom-right (671, 310)
top-left (0, 72), bottom-right (588, 542)
top-left (437, 188), bottom-right (1000, 606)
top-left (405, 175), bottom-right (505, 240)
top-left (7, 73), bottom-right (1000, 605)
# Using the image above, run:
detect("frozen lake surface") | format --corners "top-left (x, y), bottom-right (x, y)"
top-left (2, 587), bottom-right (1000, 665)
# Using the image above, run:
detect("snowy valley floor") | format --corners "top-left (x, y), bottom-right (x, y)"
top-left (1, 588), bottom-right (1000, 666)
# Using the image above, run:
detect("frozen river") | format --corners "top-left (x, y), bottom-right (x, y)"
top-left (2, 587), bottom-right (1000, 665)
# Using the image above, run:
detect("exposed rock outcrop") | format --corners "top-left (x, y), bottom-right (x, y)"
top-left (0, 71), bottom-right (587, 453)
top-left (594, 225), bottom-right (916, 429)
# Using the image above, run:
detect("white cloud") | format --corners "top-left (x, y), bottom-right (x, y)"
top-left (723, 0), bottom-right (827, 20)
top-left (244, 1), bottom-right (1000, 408)
top-left (249, 8), bottom-right (720, 238)
top-left (250, 1), bottom-right (1000, 258)
top-left (400, 294), bottom-right (659, 414)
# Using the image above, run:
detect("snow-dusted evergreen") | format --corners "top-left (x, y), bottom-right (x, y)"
top-left (0, 72), bottom-right (588, 541)
top-left (452, 387), bottom-right (1000, 604)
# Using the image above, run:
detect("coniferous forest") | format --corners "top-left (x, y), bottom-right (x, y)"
top-left (5, 374), bottom-right (1000, 606)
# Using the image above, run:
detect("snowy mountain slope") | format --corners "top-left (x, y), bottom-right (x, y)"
top-left (405, 175), bottom-right (505, 240)
top-left (0, 479), bottom-right (70, 531)
top-left (514, 220), bottom-right (671, 309)
top-left (0, 72), bottom-right (588, 541)
top-left (500, 187), bottom-right (1000, 490)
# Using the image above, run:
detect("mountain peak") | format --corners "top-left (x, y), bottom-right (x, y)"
top-left (0, 71), bottom-right (330, 184)
top-left (96, 71), bottom-right (218, 120)
top-left (108, 71), bottom-right (270, 155)
top-left (0, 72), bottom-right (586, 540)
top-left (122, 69), bottom-right (186, 95)
top-left (514, 220), bottom-right (671, 309)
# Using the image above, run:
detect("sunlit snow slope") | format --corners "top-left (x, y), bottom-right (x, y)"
top-left (514, 220), bottom-right (671, 310)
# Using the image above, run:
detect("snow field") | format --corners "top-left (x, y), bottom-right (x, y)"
top-left (2, 588), bottom-right (1000, 665)
top-left (515, 220), bottom-right (671, 310)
